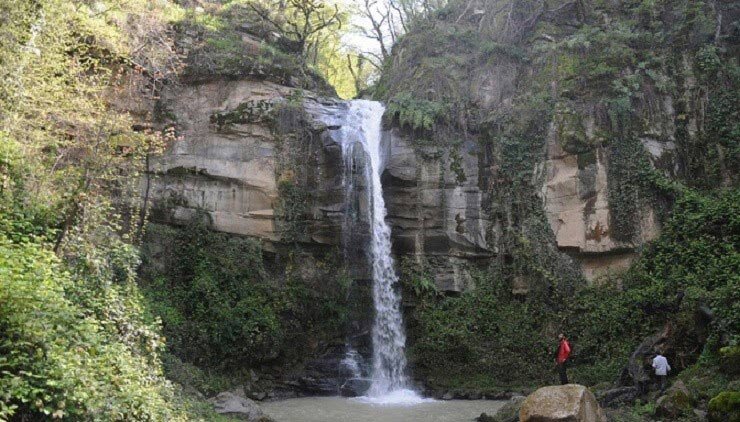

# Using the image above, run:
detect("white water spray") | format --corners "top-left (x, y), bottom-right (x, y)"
top-left (336, 100), bottom-right (426, 404)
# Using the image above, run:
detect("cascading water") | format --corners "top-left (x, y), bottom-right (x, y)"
top-left (335, 100), bottom-right (427, 404)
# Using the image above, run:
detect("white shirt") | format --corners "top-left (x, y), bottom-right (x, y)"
top-left (652, 355), bottom-right (671, 376)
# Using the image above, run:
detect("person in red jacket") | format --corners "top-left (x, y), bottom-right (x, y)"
top-left (554, 333), bottom-right (572, 385)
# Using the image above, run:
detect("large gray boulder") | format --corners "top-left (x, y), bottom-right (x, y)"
top-left (520, 384), bottom-right (607, 422)
top-left (210, 390), bottom-right (272, 421)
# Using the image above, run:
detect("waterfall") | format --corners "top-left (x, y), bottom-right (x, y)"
top-left (335, 100), bottom-right (425, 404)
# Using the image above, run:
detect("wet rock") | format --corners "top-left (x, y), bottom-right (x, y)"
top-left (210, 390), bottom-right (272, 421)
top-left (597, 386), bottom-right (638, 408)
top-left (340, 377), bottom-right (371, 397)
top-left (520, 384), bottom-right (607, 422)
top-left (248, 391), bottom-right (267, 401)
top-left (476, 413), bottom-right (496, 422)
top-left (486, 395), bottom-right (525, 422)
top-left (298, 376), bottom-right (339, 396)
top-left (625, 334), bottom-right (662, 387)
top-left (693, 408), bottom-right (708, 421)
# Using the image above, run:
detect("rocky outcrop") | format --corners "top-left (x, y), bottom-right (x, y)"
top-left (478, 395), bottom-right (525, 422)
top-left (383, 133), bottom-right (494, 291)
top-left (597, 386), bottom-right (639, 408)
top-left (519, 385), bottom-right (607, 422)
top-left (542, 104), bottom-right (677, 282)
top-left (144, 77), bottom-right (495, 292)
top-left (145, 79), bottom-right (348, 251)
top-left (210, 389), bottom-right (272, 421)
top-left (144, 73), bottom-right (683, 290)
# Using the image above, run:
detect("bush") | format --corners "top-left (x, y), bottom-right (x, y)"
top-left (406, 187), bottom-right (739, 389)
top-left (0, 237), bottom-right (183, 421)
top-left (142, 221), bottom-right (282, 368)
top-left (141, 220), bottom-right (350, 372)
top-left (708, 391), bottom-right (740, 422)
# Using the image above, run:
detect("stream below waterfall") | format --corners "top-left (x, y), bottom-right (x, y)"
top-left (262, 397), bottom-right (506, 422)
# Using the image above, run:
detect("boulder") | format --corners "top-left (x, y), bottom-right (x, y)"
top-left (480, 395), bottom-right (525, 422)
top-left (476, 413), bottom-right (497, 422)
top-left (210, 390), bottom-right (272, 421)
top-left (655, 380), bottom-right (692, 418)
top-left (519, 384), bottom-right (607, 422)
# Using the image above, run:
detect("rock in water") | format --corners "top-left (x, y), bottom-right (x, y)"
top-left (210, 391), bottom-right (272, 421)
top-left (520, 384), bottom-right (607, 422)
top-left (475, 412), bottom-right (496, 422)
top-left (487, 395), bottom-right (525, 422)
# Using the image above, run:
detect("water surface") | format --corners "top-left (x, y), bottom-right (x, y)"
top-left (262, 397), bottom-right (506, 422)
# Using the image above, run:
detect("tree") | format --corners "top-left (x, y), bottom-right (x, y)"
top-left (350, 0), bottom-right (443, 69)
top-left (248, 0), bottom-right (343, 56)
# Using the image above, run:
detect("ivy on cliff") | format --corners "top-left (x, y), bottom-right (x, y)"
top-left (385, 0), bottom-right (739, 391)
top-left (140, 220), bottom-right (350, 373)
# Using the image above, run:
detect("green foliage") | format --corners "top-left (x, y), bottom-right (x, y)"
top-left (141, 221), bottom-right (350, 373)
top-left (408, 274), bottom-right (555, 385)
top-left (277, 179), bottom-right (309, 243)
top-left (406, 186), bottom-right (739, 388)
top-left (0, 235), bottom-right (184, 421)
top-left (174, 3), bottom-right (337, 95)
top-left (142, 220), bottom-right (281, 368)
top-left (386, 93), bottom-right (447, 132)
top-left (177, 12), bottom-right (300, 84)
top-left (708, 391), bottom-right (740, 422)
top-left (0, 0), bottom-right (196, 419)
top-left (553, 22), bottom-right (640, 94)
top-left (606, 134), bottom-right (655, 241)
top-left (162, 354), bottom-right (237, 397)
top-left (679, 360), bottom-right (739, 407)
top-left (399, 257), bottom-right (439, 299)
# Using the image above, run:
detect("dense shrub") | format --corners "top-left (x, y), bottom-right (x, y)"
top-left (141, 220), bottom-right (350, 371)
top-left (406, 188), bottom-right (739, 388)
top-left (0, 235), bottom-right (183, 420)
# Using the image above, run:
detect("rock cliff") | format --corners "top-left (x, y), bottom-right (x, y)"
top-left (142, 74), bottom-right (682, 288)
top-left (145, 79), bottom-right (345, 249)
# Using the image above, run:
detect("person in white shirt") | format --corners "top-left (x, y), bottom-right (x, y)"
top-left (652, 352), bottom-right (671, 393)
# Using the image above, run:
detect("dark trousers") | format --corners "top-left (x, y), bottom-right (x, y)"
top-left (658, 375), bottom-right (667, 393)
top-left (558, 362), bottom-right (569, 385)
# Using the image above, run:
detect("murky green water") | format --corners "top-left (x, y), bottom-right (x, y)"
top-left (262, 397), bottom-right (505, 422)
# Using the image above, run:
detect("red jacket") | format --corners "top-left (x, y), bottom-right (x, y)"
top-left (557, 339), bottom-right (571, 364)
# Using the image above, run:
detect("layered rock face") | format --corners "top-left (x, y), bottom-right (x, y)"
top-left (384, 134), bottom-right (494, 291)
top-left (145, 79), bottom-right (348, 252)
top-left (542, 107), bottom-right (677, 281)
top-left (144, 77), bottom-right (678, 288)
top-left (144, 77), bottom-right (495, 292)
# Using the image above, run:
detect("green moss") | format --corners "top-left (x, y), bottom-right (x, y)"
top-left (720, 346), bottom-right (740, 376)
top-left (276, 179), bottom-right (308, 243)
top-left (708, 391), bottom-right (740, 422)
top-left (141, 219), bottom-right (350, 375)
top-left (555, 106), bottom-right (591, 154)
top-left (210, 99), bottom-right (275, 131)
